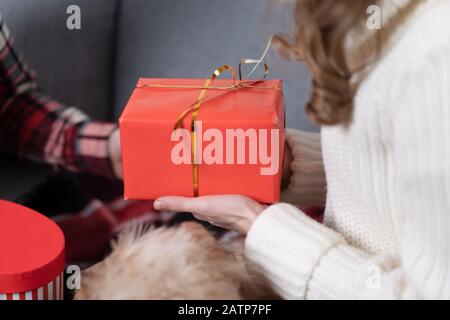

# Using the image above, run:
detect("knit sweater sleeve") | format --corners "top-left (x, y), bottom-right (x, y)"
top-left (280, 129), bottom-right (326, 206)
top-left (245, 20), bottom-right (450, 300)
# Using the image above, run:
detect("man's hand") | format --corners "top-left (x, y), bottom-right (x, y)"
top-left (108, 129), bottom-right (122, 179)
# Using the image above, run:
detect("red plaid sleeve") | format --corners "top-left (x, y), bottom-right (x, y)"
top-left (0, 14), bottom-right (117, 179)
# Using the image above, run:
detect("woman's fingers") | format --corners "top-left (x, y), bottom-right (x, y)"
top-left (154, 196), bottom-right (212, 213)
top-left (154, 195), bottom-right (263, 234)
top-left (154, 196), bottom-right (192, 212)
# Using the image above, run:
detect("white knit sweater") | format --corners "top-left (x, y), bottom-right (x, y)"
top-left (245, 0), bottom-right (450, 299)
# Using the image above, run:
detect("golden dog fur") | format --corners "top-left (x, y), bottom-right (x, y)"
top-left (75, 222), bottom-right (277, 300)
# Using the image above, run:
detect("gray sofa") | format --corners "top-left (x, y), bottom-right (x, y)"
top-left (0, 0), bottom-right (314, 200)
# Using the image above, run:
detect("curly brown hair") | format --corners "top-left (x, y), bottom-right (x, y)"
top-left (275, 0), bottom-right (378, 125)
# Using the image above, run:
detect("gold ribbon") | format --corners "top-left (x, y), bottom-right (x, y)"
top-left (136, 59), bottom-right (279, 197)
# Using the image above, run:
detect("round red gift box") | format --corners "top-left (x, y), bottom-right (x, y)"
top-left (0, 200), bottom-right (65, 300)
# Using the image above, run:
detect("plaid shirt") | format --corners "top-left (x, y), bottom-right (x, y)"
top-left (0, 14), bottom-right (117, 179)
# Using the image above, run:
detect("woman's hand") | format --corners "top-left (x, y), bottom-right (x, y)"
top-left (281, 141), bottom-right (293, 191)
top-left (154, 195), bottom-right (267, 234)
top-left (108, 129), bottom-right (123, 179)
top-left (152, 142), bottom-right (293, 233)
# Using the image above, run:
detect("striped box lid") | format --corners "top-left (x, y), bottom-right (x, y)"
top-left (0, 200), bottom-right (65, 299)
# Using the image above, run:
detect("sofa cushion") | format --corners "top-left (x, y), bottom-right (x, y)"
top-left (0, 0), bottom-right (119, 120)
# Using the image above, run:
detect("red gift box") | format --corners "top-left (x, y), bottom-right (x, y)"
top-left (0, 200), bottom-right (65, 300)
top-left (119, 74), bottom-right (285, 203)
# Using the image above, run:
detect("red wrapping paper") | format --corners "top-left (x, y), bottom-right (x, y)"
top-left (120, 78), bottom-right (285, 203)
